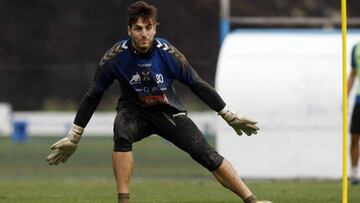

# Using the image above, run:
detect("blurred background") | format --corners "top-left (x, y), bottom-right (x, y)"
top-left (1, 0), bottom-right (359, 111)
top-left (2, 0), bottom-right (360, 202)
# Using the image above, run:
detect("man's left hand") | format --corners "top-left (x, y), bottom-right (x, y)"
top-left (219, 106), bottom-right (259, 136)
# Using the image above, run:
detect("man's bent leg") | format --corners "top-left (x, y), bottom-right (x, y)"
top-left (112, 151), bottom-right (133, 203)
top-left (155, 114), bottom-right (261, 202)
top-left (212, 159), bottom-right (256, 202)
top-left (350, 135), bottom-right (360, 184)
top-left (351, 135), bottom-right (360, 167)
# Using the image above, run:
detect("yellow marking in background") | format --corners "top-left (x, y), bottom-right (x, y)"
top-left (341, 0), bottom-right (348, 202)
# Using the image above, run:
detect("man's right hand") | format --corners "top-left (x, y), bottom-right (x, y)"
top-left (46, 124), bottom-right (84, 165)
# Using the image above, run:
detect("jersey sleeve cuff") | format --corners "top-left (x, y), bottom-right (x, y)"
top-left (218, 105), bottom-right (229, 116)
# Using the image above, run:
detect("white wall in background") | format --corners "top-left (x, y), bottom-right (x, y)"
top-left (215, 29), bottom-right (360, 179)
top-left (0, 103), bottom-right (12, 135)
top-left (10, 111), bottom-right (216, 137)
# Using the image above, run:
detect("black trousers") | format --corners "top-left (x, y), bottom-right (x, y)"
top-left (113, 104), bottom-right (224, 171)
top-left (351, 104), bottom-right (360, 134)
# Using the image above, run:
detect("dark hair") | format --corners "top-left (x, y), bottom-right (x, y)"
top-left (127, 1), bottom-right (158, 27)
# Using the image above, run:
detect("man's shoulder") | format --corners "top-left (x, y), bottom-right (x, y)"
top-left (99, 40), bottom-right (130, 66)
top-left (155, 37), bottom-right (171, 44)
top-left (353, 42), bottom-right (360, 58)
top-left (154, 38), bottom-right (173, 53)
top-left (155, 38), bottom-right (188, 67)
top-left (352, 42), bottom-right (360, 52)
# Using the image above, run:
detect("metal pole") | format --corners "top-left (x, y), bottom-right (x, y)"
top-left (341, 0), bottom-right (348, 202)
top-left (220, 0), bottom-right (230, 43)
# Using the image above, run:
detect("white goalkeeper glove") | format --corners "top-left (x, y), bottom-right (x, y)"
top-left (46, 124), bottom-right (84, 165)
top-left (218, 105), bottom-right (259, 136)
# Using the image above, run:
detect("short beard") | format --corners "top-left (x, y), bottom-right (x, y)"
top-left (133, 39), bottom-right (154, 53)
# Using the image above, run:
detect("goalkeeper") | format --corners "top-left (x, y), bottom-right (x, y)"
top-left (46, 1), bottom-right (270, 203)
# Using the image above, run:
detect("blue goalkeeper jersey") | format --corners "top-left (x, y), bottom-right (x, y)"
top-left (74, 38), bottom-right (225, 127)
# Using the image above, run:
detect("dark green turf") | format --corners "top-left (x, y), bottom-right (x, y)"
top-left (0, 136), bottom-right (359, 202)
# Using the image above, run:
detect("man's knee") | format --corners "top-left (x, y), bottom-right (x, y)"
top-left (191, 149), bottom-right (224, 172)
top-left (351, 135), bottom-right (360, 144)
top-left (208, 153), bottom-right (224, 171)
top-left (114, 137), bottom-right (132, 152)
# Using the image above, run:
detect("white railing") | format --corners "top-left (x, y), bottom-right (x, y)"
top-left (2, 111), bottom-right (217, 137)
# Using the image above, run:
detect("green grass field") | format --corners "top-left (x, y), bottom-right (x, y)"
top-left (0, 136), bottom-right (359, 202)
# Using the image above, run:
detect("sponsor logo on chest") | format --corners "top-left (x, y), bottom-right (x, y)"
top-left (138, 63), bottom-right (152, 67)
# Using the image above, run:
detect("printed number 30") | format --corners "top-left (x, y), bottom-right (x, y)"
top-left (156, 74), bottom-right (164, 84)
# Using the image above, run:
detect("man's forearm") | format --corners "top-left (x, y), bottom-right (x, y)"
top-left (189, 79), bottom-right (226, 112)
top-left (74, 86), bottom-right (104, 127)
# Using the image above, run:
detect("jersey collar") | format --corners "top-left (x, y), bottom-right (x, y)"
top-left (128, 39), bottom-right (156, 58)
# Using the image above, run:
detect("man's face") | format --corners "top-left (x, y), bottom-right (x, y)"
top-left (128, 17), bottom-right (156, 53)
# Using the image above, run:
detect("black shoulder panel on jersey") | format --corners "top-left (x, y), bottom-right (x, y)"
top-left (167, 45), bottom-right (189, 68)
top-left (99, 41), bottom-right (128, 66)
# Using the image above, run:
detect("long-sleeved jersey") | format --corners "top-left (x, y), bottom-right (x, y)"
top-left (74, 38), bottom-right (225, 127)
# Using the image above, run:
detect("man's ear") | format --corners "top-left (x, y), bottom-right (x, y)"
top-left (127, 26), bottom-right (131, 37)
